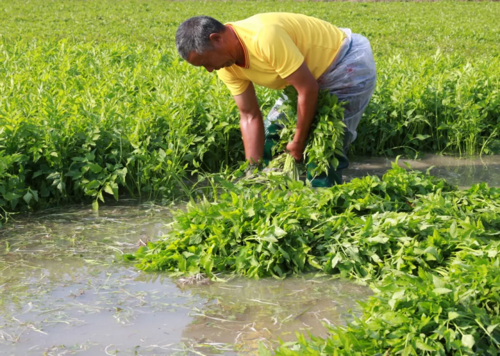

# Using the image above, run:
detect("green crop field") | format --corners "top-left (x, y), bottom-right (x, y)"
top-left (0, 0), bottom-right (499, 219)
top-left (1, 1), bottom-right (500, 355)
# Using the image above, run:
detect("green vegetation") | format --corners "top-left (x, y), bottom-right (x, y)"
top-left (274, 87), bottom-right (346, 175)
top-left (125, 163), bottom-right (455, 277)
top-left (1, 0), bottom-right (500, 222)
top-left (127, 163), bottom-right (500, 354)
top-left (1, 1), bottom-right (499, 354)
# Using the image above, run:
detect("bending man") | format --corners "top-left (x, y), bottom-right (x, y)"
top-left (175, 13), bottom-right (376, 186)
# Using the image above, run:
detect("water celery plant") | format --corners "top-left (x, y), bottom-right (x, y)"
top-left (2, 1), bottom-right (500, 223)
top-left (274, 86), bottom-right (346, 176)
top-left (125, 161), bottom-right (500, 354)
top-left (124, 162), bottom-right (461, 278)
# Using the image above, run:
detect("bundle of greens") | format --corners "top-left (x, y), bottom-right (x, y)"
top-left (271, 86), bottom-right (346, 178)
top-left (266, 153), bottom-right (301, 181)
top-left (124, 162), bottom-right (462, 279)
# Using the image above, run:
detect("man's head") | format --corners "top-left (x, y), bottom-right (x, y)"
top-left (175, 16), bottom-right (236, 73)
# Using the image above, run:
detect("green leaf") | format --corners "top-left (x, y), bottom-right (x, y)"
top-left (392, 289), bottom-right (405, 300)
top-left (189, 234), bottom-right (202, 245)
top-left (449, 221), bottom-right (457, 238)
top-left (448, 311), bottom-right (460, 320)
top-left (46, 172), bottom-right (60, 180)
top-left (103, 184), bottom-right (114, 196)
top-left (487, 324), bottom-right (498, 334)
top-left (23, 191), bottom-right (33, 204)
top-left (433, 288), bottom-right (452, 295)
top-left (246, 207), bottom-right (255, 217)
top-left (261, 234), bottom-right (278, 243)
top-left (331, 254), bottom-right (341, 269)
top-left (4, 192), bottom-right (22, 201)
top-left (158, 148), bottom-right (166, 161)
top-left (461, 334), bottom-right (475, 348)
top-left (416, 339), bottom-right (436, 351)
top-left (273, 226), bottom-right (287, 238)
top-left (364, 215), bottom-right (373, 231)
top-left (88, 163), bottom-right (102, 174)
top-left (432, 275), bottom-right (446, 288)
top-left (86, 180), bottom-right (101, 190)
top-left (278, 246), bottom-right (290, 260)
top-left (415, 134), bottom-right (430, 141)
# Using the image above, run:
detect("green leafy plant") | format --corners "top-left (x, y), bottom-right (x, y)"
top-left (273, 86), bottom-right (345, 176)
top-left (2, 0), bottom-right (500, 224)
top-left (125, 161), bottom-right (500, 354)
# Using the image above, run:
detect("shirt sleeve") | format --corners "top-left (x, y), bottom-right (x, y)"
top-left (217, 68), bottom-right (251, 96)
top-left (257, 26), bottom-right (305, 79)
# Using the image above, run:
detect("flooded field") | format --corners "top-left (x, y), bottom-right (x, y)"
top-left (0, 203), bottom-right (369, 356)
top-left (1, 154), bottom-right (498, 355)
top-left (345, 154), bottom-right (500, 188)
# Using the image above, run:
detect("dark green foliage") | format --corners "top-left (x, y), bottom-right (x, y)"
top-left (1, 0), bottom-right (500, 223)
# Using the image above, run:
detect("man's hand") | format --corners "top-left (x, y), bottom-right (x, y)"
top-left (286, 140), bottom-right (305, 162)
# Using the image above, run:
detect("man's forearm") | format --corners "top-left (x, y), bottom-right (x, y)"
top-left (240, 114), bottom-right (264, 164)
top-left (293, 87), bottom-right (319, 145)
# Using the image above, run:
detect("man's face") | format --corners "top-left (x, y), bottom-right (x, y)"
top-left (187, 49), bottom-right (234, 73)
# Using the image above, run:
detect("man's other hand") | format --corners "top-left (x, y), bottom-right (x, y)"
top-left (286, 140), bottom-right (305, 162)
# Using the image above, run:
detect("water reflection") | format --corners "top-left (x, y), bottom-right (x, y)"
top-left (345, 154), bottom-right (500, 188)
top-left (181, 276), bottom-right (367, 354)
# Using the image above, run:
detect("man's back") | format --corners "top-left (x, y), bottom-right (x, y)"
top-left (217, 13), bottom-right (346, 95)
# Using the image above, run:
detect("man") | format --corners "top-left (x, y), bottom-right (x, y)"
top-left (175, 13), bottom-right (376, 186)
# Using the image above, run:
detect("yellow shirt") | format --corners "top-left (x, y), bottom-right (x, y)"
top-left (217, 13), bottom-right (345, 96)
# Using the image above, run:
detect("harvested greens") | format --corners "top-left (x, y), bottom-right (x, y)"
top-left (126, 162), bottom-right (500, 355)
top-left (273, 86), bottom-right (346, 176)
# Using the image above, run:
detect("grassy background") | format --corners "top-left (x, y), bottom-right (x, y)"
top-left (1, 1), bottom-right (499, 55)
top-left (0, 0), bottom-right (500, 219)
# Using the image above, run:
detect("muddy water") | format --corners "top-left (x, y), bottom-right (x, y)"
top-left (2, 155), bottom-right (496, 355)
top-left (345, 154), bottom-right (500, 188)
top-left (0, 203), bottom-right (369, 356)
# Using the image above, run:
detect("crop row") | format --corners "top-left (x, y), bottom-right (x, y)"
top-left (1, 1), bottom-right (500, 220)
top-left (1, 39), bottom-right (499, 219)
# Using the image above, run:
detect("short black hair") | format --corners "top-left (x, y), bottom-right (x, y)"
top-left (175, 16), bottom-right (225, 60)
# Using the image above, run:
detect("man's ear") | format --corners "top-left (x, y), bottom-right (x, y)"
top-left (209, 32), bottom-right (223, 47)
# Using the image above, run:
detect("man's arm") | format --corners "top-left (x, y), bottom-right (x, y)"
top-left (284, 62), bottom-right (319, 162)
top-left (233, 83), bottom-right (264, 164)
